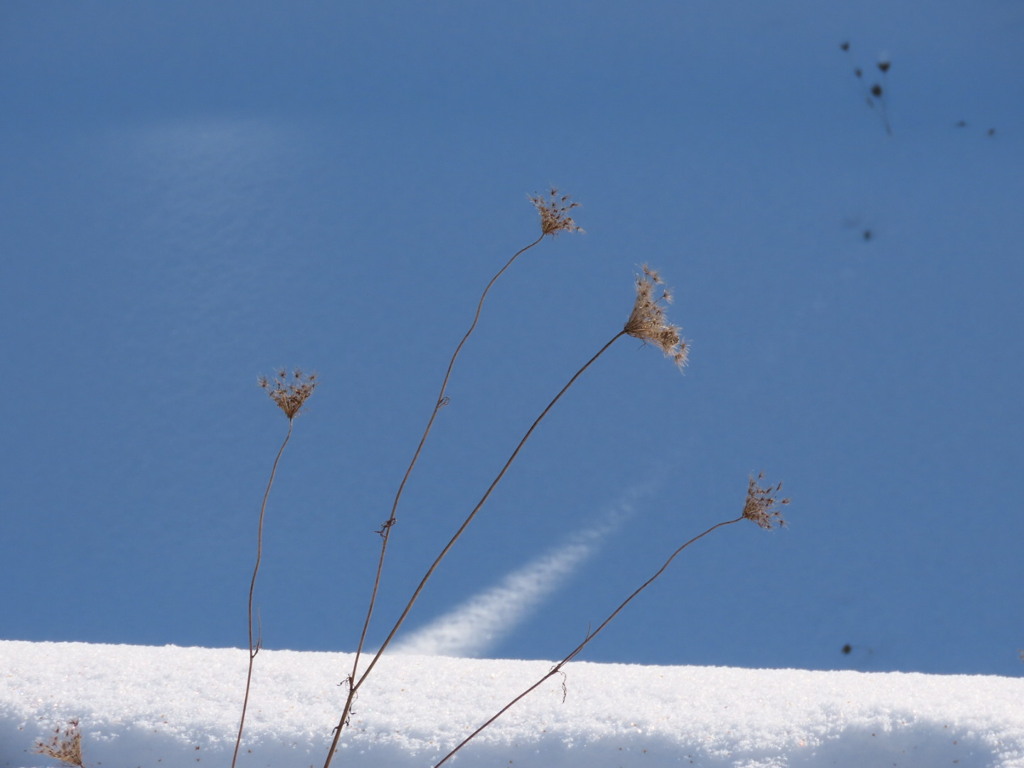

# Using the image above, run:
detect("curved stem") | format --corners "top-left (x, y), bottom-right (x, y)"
top-left (231, 419), bottom-right (293, 768)
top-left (433, 514), bottom-right (745, 767)
top-left (323, 329), bottom-right (626, 768)
top-left (324, 233), bottom-right (545, 768)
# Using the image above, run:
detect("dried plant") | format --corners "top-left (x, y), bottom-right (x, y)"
top-left (194, 194), bottom-right (779, 768)
top-left (743, 473), bottom-right (790, 529)
top-left (433, 473), bottom-right (790, 767)
top-left (624, 264), bottom-right (688, 369)
top-left (232, 370), bottom-right (317, 768)
top-left (24, 193), bottom-right (791, 768)
top-left (530, 188), bottom-right (583, 236)
top-left (323, 266), bottom-right (690, 768)
top-left (258, 369), bottom-right (318, 420)
top-left (324, 191), bottom-right (584, 768)
top-left (35, 720), bottom-right (85, 768)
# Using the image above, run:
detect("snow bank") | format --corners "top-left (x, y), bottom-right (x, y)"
top-left (2, 641), bottom-right (1022, 768)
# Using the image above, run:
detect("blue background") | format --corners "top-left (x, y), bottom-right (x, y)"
top-left (2, 1), bottom-right (1022, 676)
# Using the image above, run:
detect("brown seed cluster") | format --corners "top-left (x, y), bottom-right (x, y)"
top-left (529, 188), bottom-right (583, 236)
top-left (624, 265), bottom-right (688, 370)
top-left (35, 720), bottom-right (84, 768)
top-left (742, 473), bottom-right (790, 529)
top-left (258, 369), bottom-right (318, 420)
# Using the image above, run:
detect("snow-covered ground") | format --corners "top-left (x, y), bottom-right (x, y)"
top-left (2, 640), bottom-right (1022, 768)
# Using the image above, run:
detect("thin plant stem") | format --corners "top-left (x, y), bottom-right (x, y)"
top-left (231, 418), bottom-right (294, 768)
top-left (329, 234), bottom-right (545, 764)
top-left (322, 329), bottom-right (626, 768)
top-left (432, 515), bottom-right (745, 768)
top-left (346, 232), bottom-right (545, 689)
top-left (344, 188), bottom-right (581, 696)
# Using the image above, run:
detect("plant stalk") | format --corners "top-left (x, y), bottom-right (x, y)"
top-left (323, 328), bottom-right (625, 768)
top-left (231, 419), bottom-right (294, 768)
top-left (433, 514), bottom-right (745, 767)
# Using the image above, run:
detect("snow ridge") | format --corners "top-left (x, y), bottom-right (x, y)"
top-left (2, 641), bottom-right (1023, 768)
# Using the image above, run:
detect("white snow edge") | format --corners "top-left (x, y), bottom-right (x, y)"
top-left (2, 640), bottom-right (1023, 768)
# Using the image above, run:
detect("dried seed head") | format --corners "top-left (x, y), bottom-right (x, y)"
top-left (35, 720), bottom-right (84, 768)
top-left (529, 188), bottom-right (583, 236)
top-left (258, 369), bottom-right (318, 420)
top-left (742, 473), bottom-right (790, 529)
top-left (624, 265), bottom-right (688, 370)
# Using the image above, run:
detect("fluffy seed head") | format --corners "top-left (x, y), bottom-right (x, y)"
top-left (35, 720), bottom-right (84, 768)
top-left (624, 265), bottom-right (688, 370)
top-left (258, 369), bottom-right (318, 420)
top-left (529, 188), bottom-right (583, 236)
top-left (742, 473), bottom-right (790, 529)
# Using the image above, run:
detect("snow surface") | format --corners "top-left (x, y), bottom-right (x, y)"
top-left (2, 641), bottom-right (1022, 768)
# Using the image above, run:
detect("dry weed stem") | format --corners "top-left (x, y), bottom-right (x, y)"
top-left (530, 188), bottom-right (583, 236)
top-left (323, 192), bottom-right (581, 768)
top-left (259, 369), bottom-right (318, 420)
top-left (624, 265), bottom-right (688, 369)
